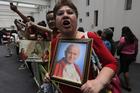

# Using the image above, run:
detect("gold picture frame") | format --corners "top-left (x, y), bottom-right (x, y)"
top-left (50, 39), bottom-right (92, 88)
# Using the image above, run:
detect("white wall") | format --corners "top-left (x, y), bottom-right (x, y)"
top-left (0, 16), bottom-right (16, 28)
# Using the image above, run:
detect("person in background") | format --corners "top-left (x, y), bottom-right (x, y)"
top-left (10, 2), bottom-right (37, 40)
top-left (36, 20), bottom-right (49, 40)
top-left (0, 29), bottom-right (4, 45)
top-left (96, 29), bottom-right (102, 37)
top-left (48, 0), bottom-right (118, 93)
top-left (25, 10), bottom-right (60, 93)
top-left (14, 19), bottom-right (26, 39)
top-left (3, 29), bottom-right (13, 57)
top-left (77, 27), bottom-right (84, 32)
top-left (101, 28), bottom-right (116, 56)
top-left (26, 10), bottom-right (60, 40)
top-left (101, 28), bottom-right (112, 51)
top-left (117, 26), bottom-right (138, 91)
top-left (37, 20), bottom-right (47, 27)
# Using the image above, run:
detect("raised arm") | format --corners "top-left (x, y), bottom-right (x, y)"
top-left (10, 2), bottom-right (30, 22)
top-left (28, 21), bottom-right (52, 34)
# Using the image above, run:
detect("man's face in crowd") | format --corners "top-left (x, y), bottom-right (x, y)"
top-left (46, 12), bottom-right (55, 30)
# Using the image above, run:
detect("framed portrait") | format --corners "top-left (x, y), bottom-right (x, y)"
top-left (19, 40), bottom-right (51, 63)
top-left (19, 40), bottom-right (51, 86)
top-left (50, 39), bottom-right (92, 88)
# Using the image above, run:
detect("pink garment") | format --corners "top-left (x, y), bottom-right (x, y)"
top-left (110, 75), bottom-right (121, 93)
top-left (119, 37), bottom-right (136, 54)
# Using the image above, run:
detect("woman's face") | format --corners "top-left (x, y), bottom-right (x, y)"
top-left (55, 6), bottom-right (77, 36)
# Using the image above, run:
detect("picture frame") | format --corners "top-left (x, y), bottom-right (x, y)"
top-left (19, 40), bottom-right (51, 63)
top-left (50, 39), bottom-right (92, 88)
top-left (19, 40), bottom-right (51, 86)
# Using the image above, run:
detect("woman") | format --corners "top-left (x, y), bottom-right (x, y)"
top-left (50, 0), bottom-right (118, 93)
top-left (117, 26), bottom-right (138, 91)
top-left (101, 28), bottom-right (113, 51)
top-left (101, 28), bottom-right (116, 56)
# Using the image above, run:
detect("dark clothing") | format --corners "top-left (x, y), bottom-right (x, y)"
top-left (119, 54), bottom-right (135, 73)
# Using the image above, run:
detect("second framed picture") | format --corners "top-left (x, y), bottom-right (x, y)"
top-left (50, 38), bottom-right (92, 88)
top-left (19, 40), bottom-right (51, 63)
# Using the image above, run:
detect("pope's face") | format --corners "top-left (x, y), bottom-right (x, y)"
top-left (55, 6), bottom-right (77, 35)
top-left (65, 45), bottom-right (80, 64)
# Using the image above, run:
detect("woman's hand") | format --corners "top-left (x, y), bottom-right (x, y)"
top-left (81, 79), bottom-right (104, 93)
top-left (10, 3), bottom-right (18, 12)
top-left (43, 72), bottom-right (50, 83)
top-left (81, 67), bottom-right (115, 93)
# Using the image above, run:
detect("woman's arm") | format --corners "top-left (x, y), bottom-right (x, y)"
top-left (10, 3), bottom-right (30, 22)
top-left (88, 32), bottom-right (117, 71)
top-left (27, 21), bottom-right (52, 34)
top-left (81, 67), bottom-right (114, 93)
top-left (81, 32), bottom-right (117, 93)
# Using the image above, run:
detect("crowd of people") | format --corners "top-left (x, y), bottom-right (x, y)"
top-left (4, 0), bottom-right (138, 93)
top-left (96, 26), bottom-right (138, 92)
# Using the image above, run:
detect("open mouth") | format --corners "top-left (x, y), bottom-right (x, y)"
top-left (62, 20), bottom-right (71, 28)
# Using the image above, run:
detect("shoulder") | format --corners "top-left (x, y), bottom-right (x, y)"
top-left (85, 32), bottom-right (102, 44)
top-left (86, 31), bottom-right (101, 39)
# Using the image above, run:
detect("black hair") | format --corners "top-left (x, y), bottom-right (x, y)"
top-left (103, 28), bottom-right (113, 41)
top-left (103, 28), bottom-right (116, 55)
top-left (27, 16), bottom-right (35, 22)
top-left (37, 20), bottom-right (46, 27)
top-left (97, 30), bottom-right (102, 36)
top-left (46, 10), bottom-right (54, 22)
top-left (122, 26), bottom-right (138, 44)
top-left (77, 27), bottom-right (84, 32)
